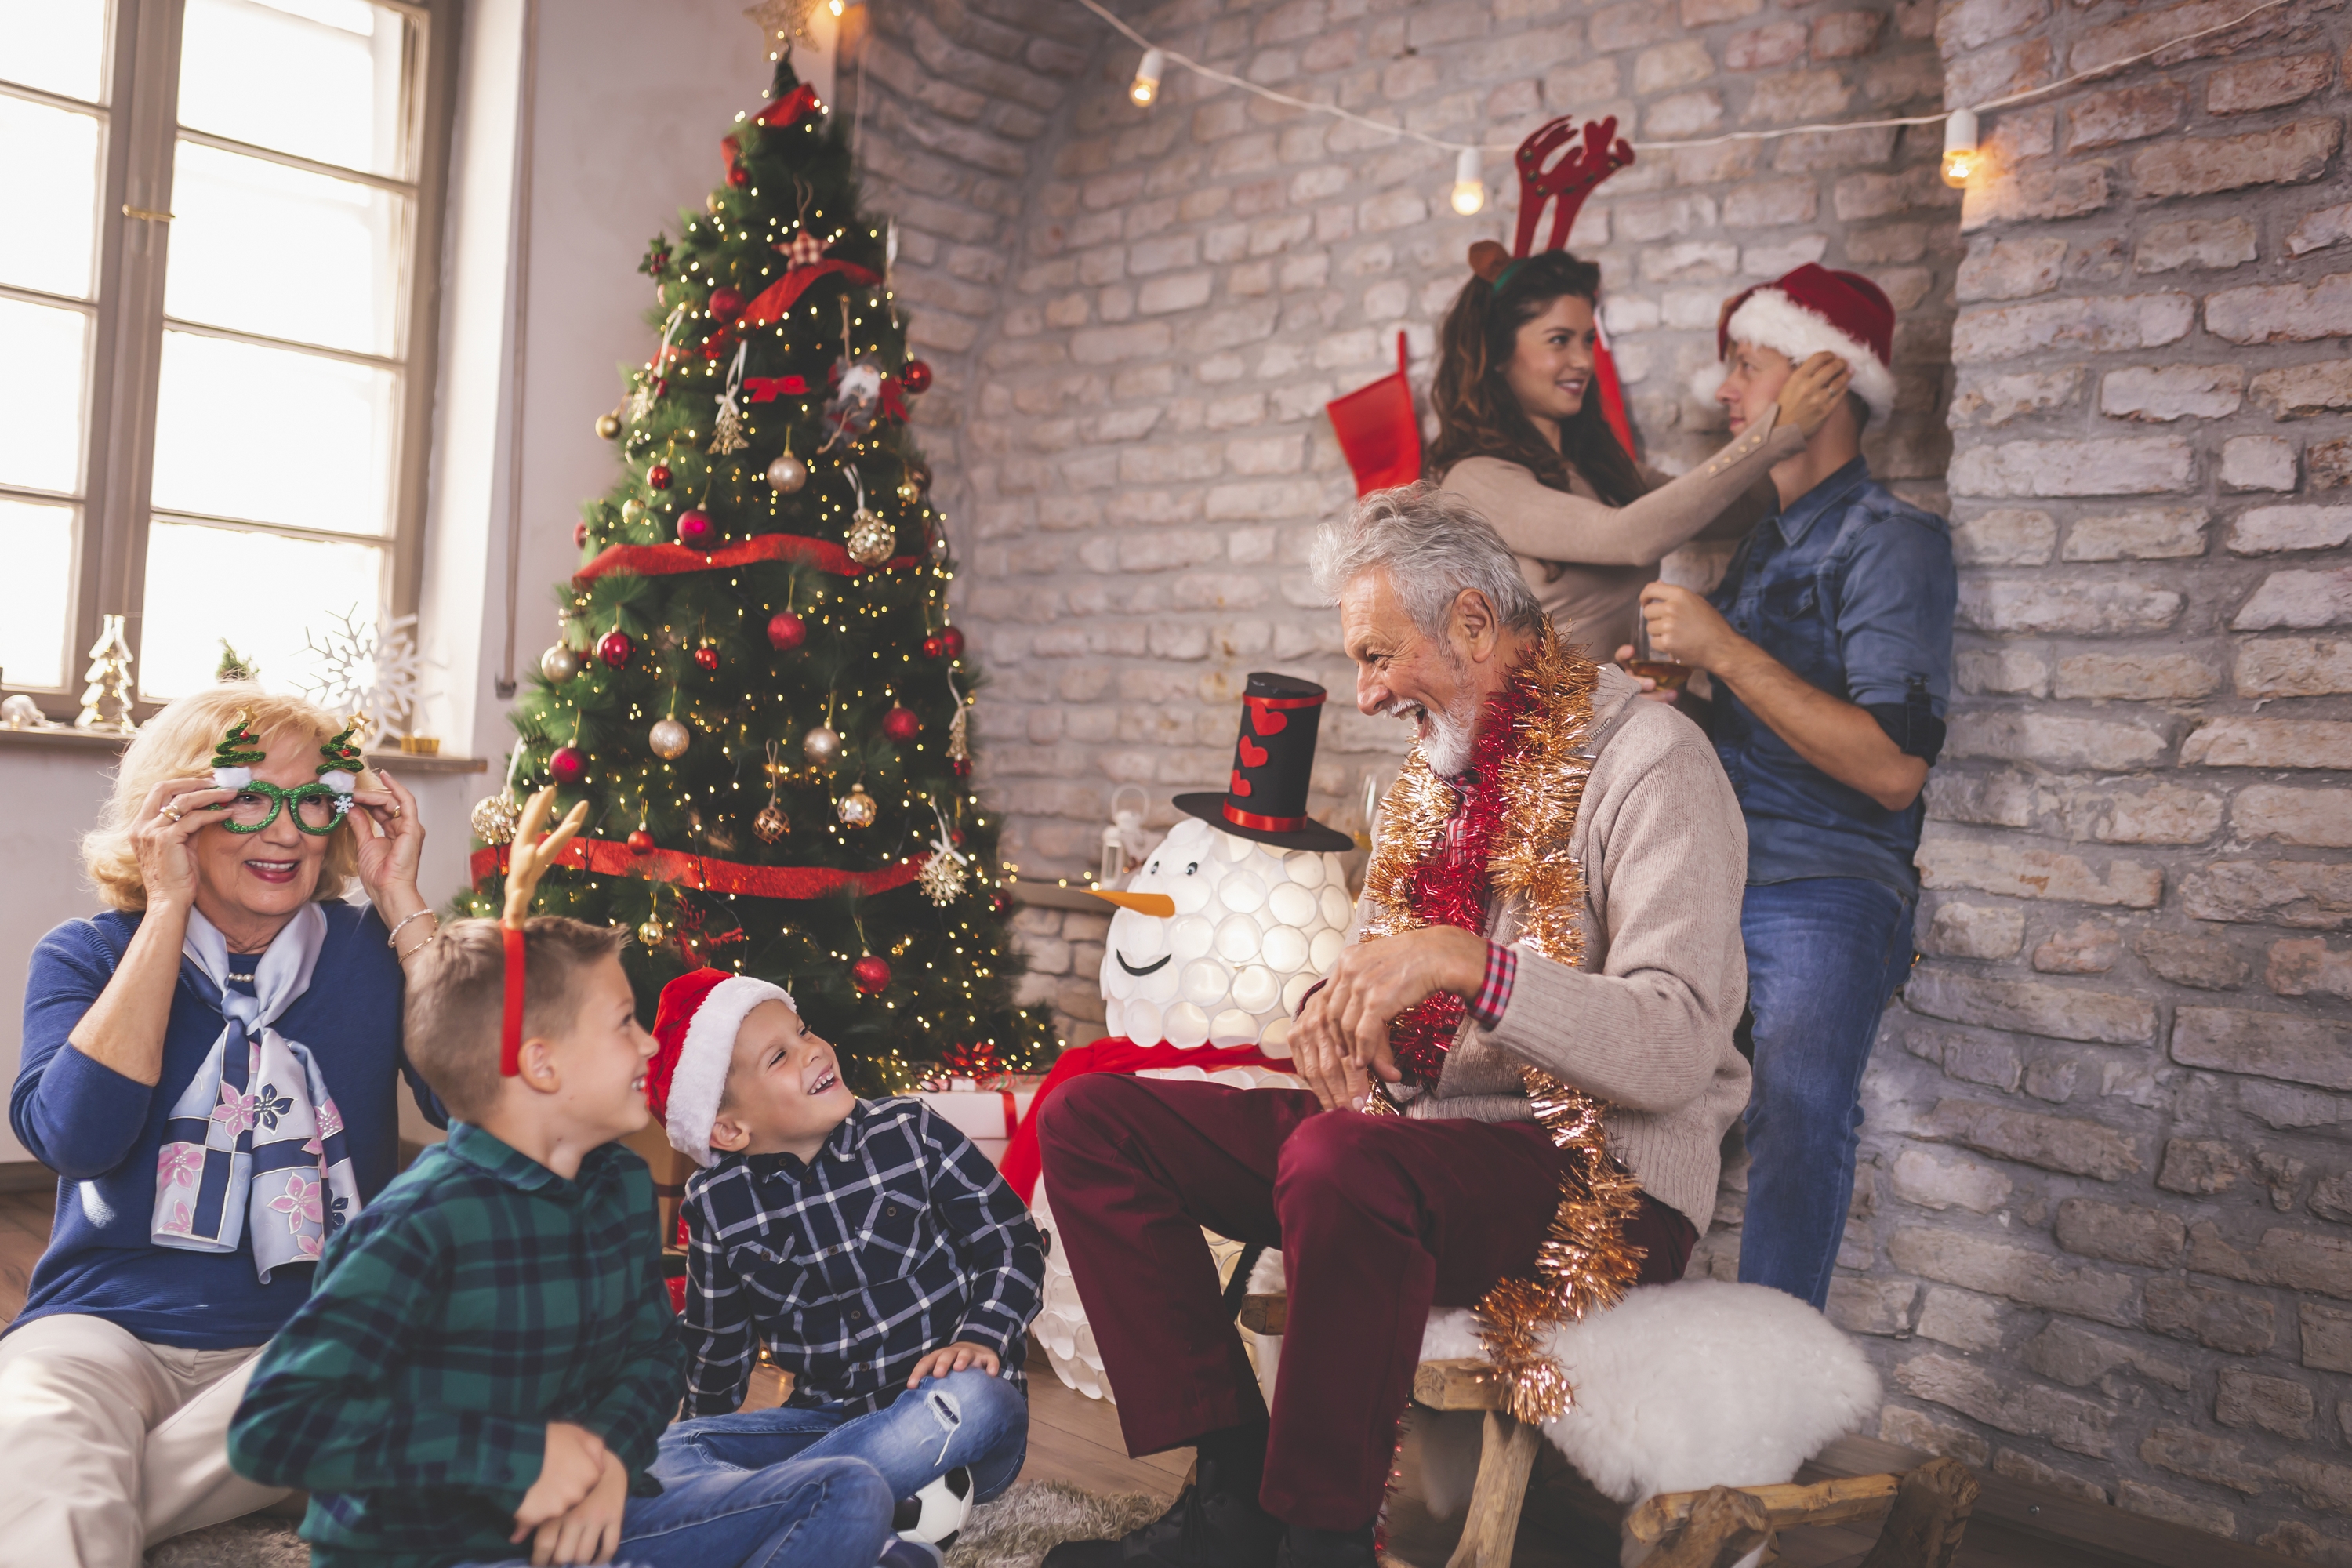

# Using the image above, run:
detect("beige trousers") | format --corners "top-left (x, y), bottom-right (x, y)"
top-left (0, 1313), bottom-right (294, 1568)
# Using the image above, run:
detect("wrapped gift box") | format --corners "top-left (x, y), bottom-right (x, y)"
top-left (916, 1073), bottom-right (1043, 1168)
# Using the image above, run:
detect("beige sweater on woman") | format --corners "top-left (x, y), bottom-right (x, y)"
top-left (1439, 407), bottom-right (1806, 658)
top-left (1377, 664), bottom-right (1751, 1233)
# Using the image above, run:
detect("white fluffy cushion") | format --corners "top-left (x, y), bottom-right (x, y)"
top-left (1419, 1279), bottom-right (1881, 1507)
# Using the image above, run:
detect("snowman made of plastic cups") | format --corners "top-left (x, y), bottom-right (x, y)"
top-left (1032, 673), bottom-right (1357, 1402)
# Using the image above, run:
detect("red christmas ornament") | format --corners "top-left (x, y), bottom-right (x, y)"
top-left (727, 165), bottom-right (748, 188)
top-left (851, 953), bottom-right (891, 994)
top-left (677, 508), bottom-right (715, 547)
top-left (550, 746), bottom-right (586, 785)
top-left (573, 521), bottom-right (589, 548)
top-left (951, 756), bottom-right (972, 779)
top-left (921, 634), bottom-right (946, 660)
top-left (710, 285), bottom-right (742, 318)
top-left (901, 359), bottom-right (934, 394)
top-left (598, 630), bottom-right (633, 668)
top-left (766, 610), bottom-right (807, 652)
top-left (939, 625), bottom-right (966, 659)
top-left (881, 705), bottom-right (920, 742)
top-left (693, 645), bottom-right (720, 672)
top-left (626, 829), bottom-right (656, 853)
top-left (648, 463), bottom-right (672, 490)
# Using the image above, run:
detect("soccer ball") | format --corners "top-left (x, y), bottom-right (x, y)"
top-left (894, 1465), bottom-right (973, 1548)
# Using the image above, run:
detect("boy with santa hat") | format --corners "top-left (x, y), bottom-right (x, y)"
top-left (1628, 263), bottom-right (1956, 1312)
top-left (641, 967), bottom-right (1041, 1522)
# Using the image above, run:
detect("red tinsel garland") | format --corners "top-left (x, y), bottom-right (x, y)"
top-left (1384, 677), bottom-right (1541, 1086)
top-left (469, 836), bottom-right (930, 901)
top-left (571, 530), bottom-right (920, 589)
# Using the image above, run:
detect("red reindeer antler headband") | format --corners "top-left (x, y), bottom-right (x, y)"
top-left (1468, 114), bottom-right (1635, 285)
top-left (499, 786), bottom-right (591, 1076)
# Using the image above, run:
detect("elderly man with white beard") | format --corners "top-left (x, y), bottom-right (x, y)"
top-left (1036, 483), bottom-right (1755, 1568)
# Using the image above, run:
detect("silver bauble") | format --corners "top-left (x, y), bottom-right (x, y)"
top-left (540, 644), bottom-right (580, 683)
top-left (648, 717), bottom-right (691, 760)
top-left (844, 509), bottom-right (895, 567)
top-left (470, 792), bottom-right (520, 845)
top-left (766, 452), bottom-right (808, 493)
top-left (803, 724), bottom-right (843, 768)
top-left (837, 785), bottom-right (877, 828)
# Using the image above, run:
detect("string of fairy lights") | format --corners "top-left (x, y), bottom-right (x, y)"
top-left (1077, 0), bottom-right (2302, 214)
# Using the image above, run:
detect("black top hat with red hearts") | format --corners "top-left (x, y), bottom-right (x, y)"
top-left (1173, 672), bottom-right (1355, 853)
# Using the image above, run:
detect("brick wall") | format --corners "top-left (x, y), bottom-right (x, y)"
top-left (1833, 0), bottom-right (2351, 1555)
top-left (852, 0), bottom-right (2352, 1553)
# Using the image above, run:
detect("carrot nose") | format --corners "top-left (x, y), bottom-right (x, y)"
top-left (1089, 890), bottom-right (1177, 917)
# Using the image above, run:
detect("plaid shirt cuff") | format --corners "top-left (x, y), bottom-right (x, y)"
top-left (1468, 942), bottom-right (1517, 1031)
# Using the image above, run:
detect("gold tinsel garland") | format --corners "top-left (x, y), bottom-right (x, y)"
top-left (1358, 631), bottom-right (1648, 1424)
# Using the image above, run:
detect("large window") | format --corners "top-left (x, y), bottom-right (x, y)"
top-left (0, 0), bottom-right (452, 712)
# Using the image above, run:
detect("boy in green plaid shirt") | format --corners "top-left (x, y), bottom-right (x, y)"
top-left (229, 918), bottom-right (898, 1568)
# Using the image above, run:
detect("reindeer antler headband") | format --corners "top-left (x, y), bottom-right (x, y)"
top-left (1467, 114), bottom-right (1635, 287)
top-left (499, 786), bottom-right (591, 1076)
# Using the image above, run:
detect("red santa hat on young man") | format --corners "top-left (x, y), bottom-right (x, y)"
top-left (1695, 263), bottom-right (1898, 427)
top-left (647, 968), bottom-right (795, 1167)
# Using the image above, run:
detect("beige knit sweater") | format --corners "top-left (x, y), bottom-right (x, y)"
top-left (1438, 406), bottom-right (1806, 658)
top-left (1377, 663), bottom-right (1752, 1234)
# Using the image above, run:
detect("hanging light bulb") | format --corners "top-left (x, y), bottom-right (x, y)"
top-left (1450, 147), bottom-right (1485, 216)
top-left (1940, 107), bottom-right (1980, 189)
top-left (1131, 48), bottom-right (1165, 108)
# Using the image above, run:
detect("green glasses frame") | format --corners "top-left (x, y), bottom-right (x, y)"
top-left (214, 781), bottom-right (352, 836)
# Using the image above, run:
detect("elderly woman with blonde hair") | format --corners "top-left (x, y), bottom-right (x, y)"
top-left (1, 685), bottom-right (447, 1565)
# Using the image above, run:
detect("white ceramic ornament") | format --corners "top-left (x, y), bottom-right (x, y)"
top-left (1097, 816), bottom-right (1352, 1058)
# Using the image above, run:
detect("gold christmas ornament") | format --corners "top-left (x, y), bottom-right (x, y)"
top-left (896, 479), bottom-right (921, 504)
top-left (470, 791), bottom-right (520, 846)
top-left (753, 802), bottom-right (789, 842)
top-left (918, 848), bottom-right (964, 906)
top-left (837, 784), bottom-right (877, 828)
top-left (648, 717), bottom-right (691, 760)
top-left (594, 409), bottom-right (622, 441)
top-left (765, 452), bottom-right (808, 493)
top-left (540, 644), bottom-right (580, 684)
top-left (622, 498), bottom-right (646, 527)
top-left (803, 724), bottom-right (842, 768)
top-left (844, 509), bottom-right (894, 567)
top-left (637, 916), bottom-right (666, 947)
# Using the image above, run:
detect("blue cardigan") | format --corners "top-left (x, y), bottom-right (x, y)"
top-left (11, 903), bottom-right (444, 1349)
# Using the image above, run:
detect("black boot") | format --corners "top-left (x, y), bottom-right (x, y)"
top-left (1042, 1436), bottom-right (1282, 1568)
top-left (1275, 1523), bottom-right (1377, 1568)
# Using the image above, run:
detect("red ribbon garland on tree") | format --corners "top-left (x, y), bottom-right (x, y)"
top-left (1382, 678), bottom-right (1541, 1087)
top-left (572, 529), bottom-right (920, 588)
top-left (469, 837), bottom-right (932, 901)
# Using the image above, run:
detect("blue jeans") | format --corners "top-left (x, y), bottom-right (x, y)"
top-left (654, 1368), bottom-right (1029, 1506)
top-left (1736, 877), bottom-right (1916, 1309)
top-left (455, 1454), bottom-right (891, 1568)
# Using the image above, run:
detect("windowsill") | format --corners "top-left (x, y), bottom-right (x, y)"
top-left (0, 724), bottom-right (487, 773)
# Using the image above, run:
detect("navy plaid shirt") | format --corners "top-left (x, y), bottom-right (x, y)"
top-left (680, 1097), bottom-right (1043, 1417)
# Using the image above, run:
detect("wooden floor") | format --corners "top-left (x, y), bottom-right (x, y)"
top-left (0, 1190), bottom-right (2273, 1568)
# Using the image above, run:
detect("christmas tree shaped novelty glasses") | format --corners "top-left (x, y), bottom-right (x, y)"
top-left (207, 710), bottom-right (367, 833)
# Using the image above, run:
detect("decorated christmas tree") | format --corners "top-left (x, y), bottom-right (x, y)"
top-left (456, 53), bottom-right (1054, 1094)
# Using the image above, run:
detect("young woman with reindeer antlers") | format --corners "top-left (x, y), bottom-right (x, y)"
top-left (1428, 115), bottom-right (1855, 666)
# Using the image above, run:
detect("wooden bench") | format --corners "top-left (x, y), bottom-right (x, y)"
top-left (1240, 1295), bottom-right (1976, 1568)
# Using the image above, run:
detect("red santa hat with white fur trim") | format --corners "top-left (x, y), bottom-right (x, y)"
top-left (1693, 263), bottom-right (1898, 426)
top-left (648, 968), bottom-right (795, 1167)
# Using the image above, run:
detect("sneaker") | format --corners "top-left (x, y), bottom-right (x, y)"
top-left (880, 1541), bottom-right (944, 1568)
top-left (1040, 1457), bottom-right (1283, 1568)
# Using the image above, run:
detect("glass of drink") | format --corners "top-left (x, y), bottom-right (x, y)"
top-left (1625, 598), bottom-right (1692, 692)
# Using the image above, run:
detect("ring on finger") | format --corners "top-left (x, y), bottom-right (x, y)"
top-left (160, 803), bottom-right (183, 823)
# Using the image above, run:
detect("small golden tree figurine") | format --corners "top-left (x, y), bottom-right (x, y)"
top-left (74, 614), bottom-right (137, 734)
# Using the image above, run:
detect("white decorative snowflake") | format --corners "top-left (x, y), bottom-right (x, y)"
top-left (301, 608), bottom-right (425, 736)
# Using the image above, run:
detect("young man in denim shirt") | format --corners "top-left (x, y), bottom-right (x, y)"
top-left (1628, 265), bottom-right (1956, 1310)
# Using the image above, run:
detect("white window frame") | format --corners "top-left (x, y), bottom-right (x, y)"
top-left (0, 0), bottom-right (458, 721)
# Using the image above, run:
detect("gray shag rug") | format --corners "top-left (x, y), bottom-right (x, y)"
top-left (141, 1482), bottom-right (1165, 1568)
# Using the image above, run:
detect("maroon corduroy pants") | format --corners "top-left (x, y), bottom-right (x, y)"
top-left (1036, 1076), bottom-right (1696, 1530)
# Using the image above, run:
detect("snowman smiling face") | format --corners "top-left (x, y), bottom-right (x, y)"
top-left (1098, 818), bottom-right (1353, 1057)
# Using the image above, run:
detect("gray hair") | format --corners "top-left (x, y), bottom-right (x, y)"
top-left (1309, 481), bottom-right (1548, 640)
